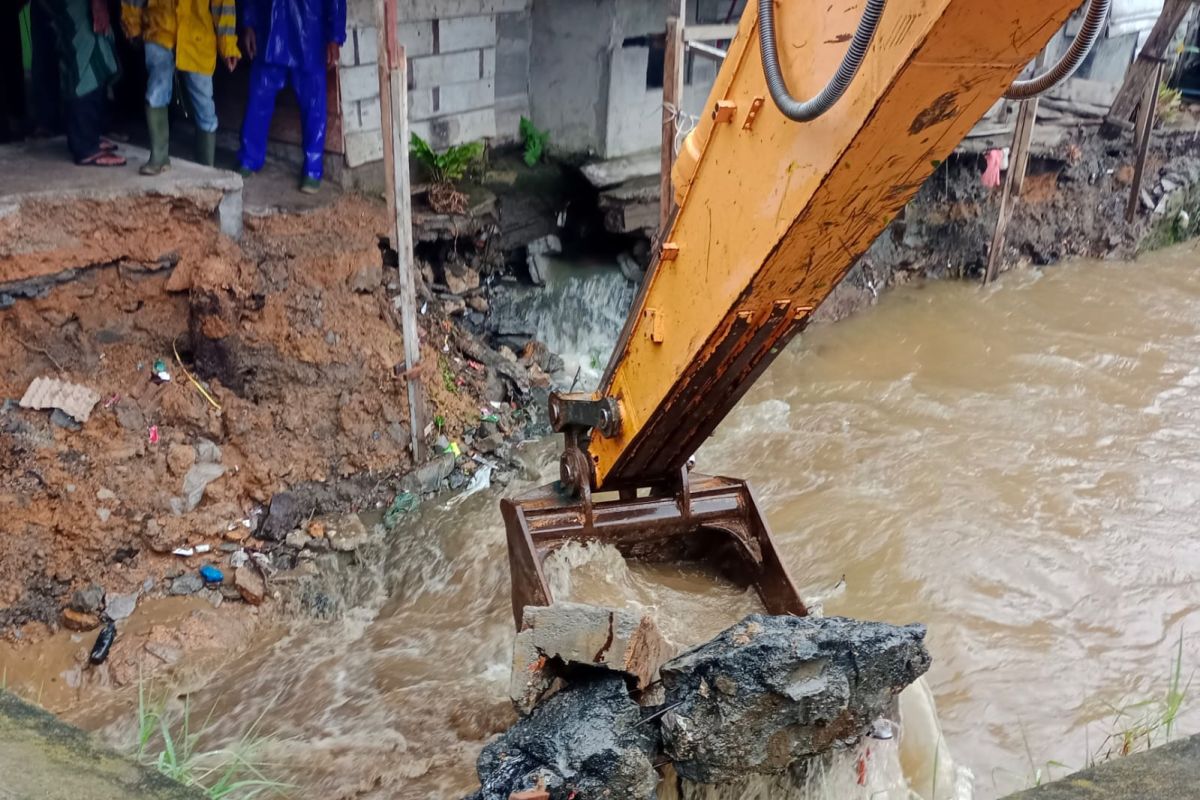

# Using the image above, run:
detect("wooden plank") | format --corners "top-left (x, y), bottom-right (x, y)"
top-left (683, 23), bottom-right (738, 42)
top-left (984, 94), bottom-right (1039, 285)
top-left (375, 1), bottom-right (425, 459)
top-left (1127, 62), bottom-right (1164, 223)
top-left (660, 15), bottom-right (684, 236)
top-left (1103, 0), bottom-right (1192, 135)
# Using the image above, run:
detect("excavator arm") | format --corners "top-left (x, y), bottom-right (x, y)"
top-left (503, 0), bottom-right (1091, 627)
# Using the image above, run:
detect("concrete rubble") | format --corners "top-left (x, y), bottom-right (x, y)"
top-left (510, 602), bottom-right (673, 714)
top-left (659, 614), bottom-right (930, 783)
top-left (473, 675), bottom-right (658, 800)
top-left (18, 377), bottom-right (100, 423)
top-left (479, 613), bottom-right (930, 798)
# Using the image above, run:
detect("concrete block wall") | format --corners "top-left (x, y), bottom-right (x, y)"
top-left (339, 0), bottom-right (531, 168)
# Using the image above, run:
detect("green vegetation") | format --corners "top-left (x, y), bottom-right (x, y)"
top-left (519, 116), bottom-right (550, 167)
top-left (1158, 83), bottom-right (1183, 126)
top-left (1094, 629), bottom-right (1191, 761)
top-left (408, 134), bottom-right (485, 184)
top-left (135, 684), bottom-right (290, 799)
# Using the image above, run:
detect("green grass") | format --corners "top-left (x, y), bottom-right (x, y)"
top-left (1094, 628), bottom-right (1192, 762)
top-left (135, 683), bottom-right (291, 799)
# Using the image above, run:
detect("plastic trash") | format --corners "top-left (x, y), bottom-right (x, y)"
top-left (152, 358), bottom-right (172, 382)
top-left (148, 425), bottom-right (160, 444)
top-left (182, 462), bottom-right (227, 512)
top-left (194, 543), bottom-right (211, 554)
top-left (172, 546), bottom-right (195, 557)
top-left (383, 491), bottom-right (420, 529)
top-left (229, 549), bottom-right (249, 568)
top-left (89, 621), bottom-right (117, 665)
top-left (982, 148), bottom-right (1004, 188)
top-left (200, 565), bottom-right (224, 584)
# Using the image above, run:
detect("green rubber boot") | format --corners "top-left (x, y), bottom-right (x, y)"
top-left (140, 106), bottom-right (171, 176)
top-left (299, 175), bottom-right (321, 194)
top-left (195, 129), bottom-right (216, 168)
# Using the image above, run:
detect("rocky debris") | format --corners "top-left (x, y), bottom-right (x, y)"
top-left (69, 584), bottom-right (105, 614)
top-left (326, 514), bottom-right (370, 552)
top-left (61, 608), bottom-right (100, 631)
top-left (105, 592), bottom-right (138, 621)
top-left (169, 573), bottom-right (205, 596)
top-left (285, 530), bottom-right (312, 550)
top-left (234, 565), bottom-right (266, 605)
top-left (525, 235), bottom-right (562, 286)
top-left (258, 491), bottom-right (310, 542)
top-left (473, 675), bottom-right (657, 800)
top-left (182, 462), bottom-right (225, 512)
top-left (659, 615), bottom-right (930, 783)
top-left (511, 602), bottom-right (672, 715)
top-left (18, 376), bottom-right (100, 423)
top-left (402, 452), bottom-right (456, 496)
top-left (445, 262), bottom-right (481, 295)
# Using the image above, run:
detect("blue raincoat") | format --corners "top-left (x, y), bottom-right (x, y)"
top-left (238, 0), bottom-right (346, 179)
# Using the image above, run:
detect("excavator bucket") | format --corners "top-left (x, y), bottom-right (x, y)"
top-left (500, 471), bottom-right (807, 628)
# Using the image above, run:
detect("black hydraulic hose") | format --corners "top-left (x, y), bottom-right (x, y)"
top-left (1005, 0), bottom-right (1111, 99)
top-left (758, 0), bottom-right (888, 122)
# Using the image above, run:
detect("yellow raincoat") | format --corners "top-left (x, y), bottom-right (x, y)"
top-left (121, 0), bottom-right (240, 75)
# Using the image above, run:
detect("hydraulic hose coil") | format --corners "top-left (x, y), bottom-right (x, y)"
top-left (758, 0), bottom-right (888, 122)
top-left (1005, 0), bottom-right (1111, 100)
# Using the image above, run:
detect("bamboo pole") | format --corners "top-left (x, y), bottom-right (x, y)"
top-left (375, 0), bottom-right (425, 459)
top-left (1127, 62), bottom-right (1165, 223)
top-left (983, 95), bottom-right (1040, 285)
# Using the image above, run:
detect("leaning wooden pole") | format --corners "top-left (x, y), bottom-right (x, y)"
top-left (1103, 0), bottom-right (1191, 137)
top-left (983, 95), bottom-right (1040, 285)
top-left (659, 15), bottom-right (684, 236)
top-left (1127, 62), bottom-right (1165, 223)
top-left (375, 0), bottom-right (425, 459)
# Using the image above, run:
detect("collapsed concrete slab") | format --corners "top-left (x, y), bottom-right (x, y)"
top-left (510, 602), bottom-right (672, 715)
top-left (659, 615), bottom-right (930, 783)
top-left (474, 675), bottom-right (658, 800)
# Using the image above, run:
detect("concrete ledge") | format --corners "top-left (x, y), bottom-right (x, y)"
top-left (1005, 735), bottom-right (1200, 799)
top-left (0, 690), bottom-right (205, 800)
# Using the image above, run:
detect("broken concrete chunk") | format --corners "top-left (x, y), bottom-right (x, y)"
top-left (659, 615), bottom-right (930, 784)
top-left (326, 514), bottom-right (370, 552)
top-left (511, 602), bottom-right (672, 715)
top-left (474, 675), bottom-right (657, 800)
top-left (234, 565), bottom-right (266, 605)
top-left (182, 462), bottom-right (226, 512)
top-left (445, 263), bottom-right (480, 295)
top-left (105, 592), bottom-right (138, 621)
top-left (19, 376), bottom-right (100, 423)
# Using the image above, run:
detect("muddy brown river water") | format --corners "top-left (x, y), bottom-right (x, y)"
top-left (15, 244), bottom-right (1200, 798)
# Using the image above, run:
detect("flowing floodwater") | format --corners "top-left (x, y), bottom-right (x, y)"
top-left (50, 244), bottom-right (1200, 797)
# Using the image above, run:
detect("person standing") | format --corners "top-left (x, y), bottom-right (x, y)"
top-left (120, 0), bottom-right (240, 173)
top-left (39, 0), bottom-right (126, 166)
top-left (238, 0), bottom-right (345, 193)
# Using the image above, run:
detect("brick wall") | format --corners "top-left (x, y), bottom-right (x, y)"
top-left (339, 0), bottom-right (531, 168)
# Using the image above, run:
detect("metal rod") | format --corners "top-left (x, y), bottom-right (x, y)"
top-left (686, 40), bottom-right (727, 61)
top-left (660, 15), bottom-right (684, 236)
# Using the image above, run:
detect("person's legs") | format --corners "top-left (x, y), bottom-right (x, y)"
top-left (291, 66), bottom-right (327, 190)
top-left (141, 41), bottom-right (175, 174)
top-left (179, 69), bottom-right (217, 165)
top-left (65, 86), bottom-right (105, 162)
top-left (29, 0), bottom-right (62, 134)
top-left (238, 60), bottom-right (286, 174)
top-left (0, 4), bottom-right (26, 142)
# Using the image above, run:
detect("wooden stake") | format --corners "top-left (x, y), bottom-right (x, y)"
top-left (659, 15), bottom-right (684, 236)
top-left (983, 94), bottom-right (1039, 285)
top-left (375, 0), bottom-right (425, 459)
top-left (1103, 0), bottom-right (1191, 136)
top-left (1127, 62), bottom-right (1164, 223)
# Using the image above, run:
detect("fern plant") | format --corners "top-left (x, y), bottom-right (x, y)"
top-left (409, 134), bottom-right (484, 184)
top-left (519, 116), bottom-right (549, 167)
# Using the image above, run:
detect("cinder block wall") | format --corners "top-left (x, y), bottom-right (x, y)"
top-left (339, 0), bottom-right (532, 168)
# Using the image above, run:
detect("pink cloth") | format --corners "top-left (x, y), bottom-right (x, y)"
top-left (982, 148), bottom-right (1004, 188)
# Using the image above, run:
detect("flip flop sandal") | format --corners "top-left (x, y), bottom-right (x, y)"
top-left (78, 151), bottom-right (128, 167)
top-left (99, 138), bottom-right (119, 152)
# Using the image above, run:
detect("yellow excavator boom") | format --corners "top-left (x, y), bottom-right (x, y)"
top-left (503, 0), bottom-right (1089, 625)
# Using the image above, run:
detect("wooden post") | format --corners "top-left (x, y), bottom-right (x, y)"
top-left (1126, 62), bottom-right (1165, 223)
top-left (1103, 0), bottom-right (1191, 137)
top-left (983, 94), bottom-right (1040, 285)
top-left (659, 15), bottom-right (684, 236)
top-left (375, 0), bottom-right (425, 459)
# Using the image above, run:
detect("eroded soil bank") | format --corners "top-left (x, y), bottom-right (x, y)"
top-left (0, 192), bottom-right (551, 695)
